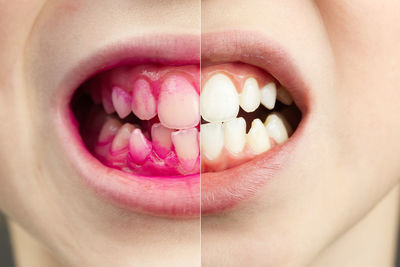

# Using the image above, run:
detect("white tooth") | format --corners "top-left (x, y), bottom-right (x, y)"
top-left (223, 117), bottom-right (246, 154)
top-left (260, 83), bottom-right (277, 110)
top-left (247, 119), bottom-right (271, 155)
top-left (171, 128), bottom-right (199, 172)
top-left (239, 78), bottom-right (260, 113)
top-left (264, 113), bottom-right (291, 144)
top-left (277, 85), bottom-right (293, 105)
top-left (200, 122), bottom-right (224, 160)
top-left (201, 74), bottom-right (239, 123)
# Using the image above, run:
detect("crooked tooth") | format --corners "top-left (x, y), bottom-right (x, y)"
top-left (98, 118), bottom-right (122, 144)
top-left (151, 123), bottom-right (174, 158)
top-left (200, 122), bottom-right (224, 160)
top-left (129, 129), bottom-right (152, 164)
top-left (277, 86), bottom-right (293, 105)
top-left (101, 86), bottom-right (115, 114)
top-left (201, 74), bottom-right (239, 123)
top-left (260, 82), bottom-right (277, 110)
top-left (111, 86), bottom-right (132, 119)
top-left (111, 123), bottom-right (135, 152)
top-left (264, 113), bottom-right (291, 145)
top-left (131, 79), bottom-right (157, 120)
top-left (171, 128), bottom-right (199, 172)
top-left (239, 78), bottom-right (260, 113)
top-left (158, 75), bottom-right (200, 129)
top-left (247, 119), bottom-right (271, 155)
top-left (224, 117), bottom-right (246, 154)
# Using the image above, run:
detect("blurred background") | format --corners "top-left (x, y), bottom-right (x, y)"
top-left (0, 213), bottom-right (14, 267)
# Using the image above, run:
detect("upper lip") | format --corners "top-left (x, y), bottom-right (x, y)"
top-left (53, 34), bottom-right (200, 218)
top-left (201, 30), bottom-right (311, 214)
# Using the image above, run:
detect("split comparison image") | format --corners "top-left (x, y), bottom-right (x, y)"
top-left (1, 1), bottom-right (400, 267)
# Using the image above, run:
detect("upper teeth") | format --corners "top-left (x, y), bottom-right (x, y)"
top-left (200, 73), bottom-right (239, 123)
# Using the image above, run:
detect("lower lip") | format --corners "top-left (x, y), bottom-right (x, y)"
top-left (201, 30), bottom-right (310, 214)
top-left (54, 34), bottom-right (200, 217)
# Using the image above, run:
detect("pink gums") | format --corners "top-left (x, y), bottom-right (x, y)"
top-left (84, 64), bottom-right (200, 177)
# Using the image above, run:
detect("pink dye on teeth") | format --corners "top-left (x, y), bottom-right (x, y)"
top-left (158, 75), bottom-right (200, 130)
top-left (151, 123), bottom-right (174, 159)
top-left (131, 79), bottom-right (157, 120)
top-left (111, 123), bottom-right (135, 152)
top-left (129, 129), bottom-right (152, 164)
top-left (101, 85), bottom-right (115, 114)
top-left (111, 86), bottom-right (132, 119)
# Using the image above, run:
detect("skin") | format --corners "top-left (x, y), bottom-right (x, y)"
top-left (202, 0), bottom-right (400, 266)
top-left (0, 1), bottom-right (200, 267)
top-left (0, 1), bottom-right (399, 267)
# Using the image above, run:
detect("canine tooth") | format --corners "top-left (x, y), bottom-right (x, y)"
top-left (171, 128), bottom-right (199, 171)
top-left (260, 82), bottom-right (277, 110)
top-left (200, 123), bottom-right (224, 160)
top-left (247, 119), bottom-right (271, 155)
top-left (111, 123), bottom-right (135, 152)
top-left (129, 129), bottom-right (152, 164)
top-left (224, 118), bottom-right (246, 154)
top-left (151, 123), bottom-right (174, 158)
top-left (264, 113), bottom-right (290, 144)
top-left (101, 86), bottom-right (115, 114)
top-left (111, 86), bottom-right (132, 119)
top-left (277, 86), bottom-right (293, 105)
top-left (131, 79), bottom-right (157, 120)
top-left (98, 118), bottom-right (122, 144)
top-left (239, 78), bottom-right (260, 112)
top-left (201, 74), bottom-right (239, 123)
top-left (158, 76), bottom-right (200, 129)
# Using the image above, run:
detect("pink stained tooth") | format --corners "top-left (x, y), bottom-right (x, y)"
top-left (101, 85), bottom-right (115, 114)
top-left (111, 123), bottom-right (135, 152)
top-left (131, 79), bottom-right (157, 120)
top-left (171, 128), bottom-right (199, 172)
top-left (129, 129), bottom-right (152, 164)
top-left (98, 118), bottom-right (122, 145)
top-left (158, 76), bottom-right (200, 129)
top-left (151, 123), bottom-right (174, 158)
top-left (111, 86), bottom-right (132, 119)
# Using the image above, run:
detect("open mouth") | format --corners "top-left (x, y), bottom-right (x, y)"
top-left (72, 64), bottom-right (200, 177)
top-left (56, 33), bottom-right (308, 217)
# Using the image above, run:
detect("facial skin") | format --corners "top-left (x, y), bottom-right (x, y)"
top-left (202, 0), bottom-right (400, 266)
top-left (0, 1), bottom-right (200, 267)
top-left (1, 1), bottom-right (400, 267)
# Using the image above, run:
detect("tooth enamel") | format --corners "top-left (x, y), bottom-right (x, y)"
top-left (111, 86), bottom-right (132, 119)
top-left (260, 82), bottom-right (277, 110)
top-left (223, 117), bottom-right (246, 154)
top-left (98, 118), bottom-right (122, 144)
top-left (158, 75), bottom-right (200, 129)
top-left (129, 128), bottom-right (152, 164)
top-left (201, 74), bottom-right (239, 123)
top-left (277, 85), bottom-right (293, 105)
top-left (264, 113), bottom-right (290, 145)
top-left (131, 79), bottom-right (157, 120)
top-left (239, 78), bottom-right (260, 113)
top-left (200, 122), bottom-right (224, 160)
top-left (247, 119), bottom-right (271, 155)
top-left (101, 86), bottom-right (115, 114)
top-left (151, 123), bottom-right (174, 158)
top-left (171, 128), bottom-right (199, 171)
top-left (111, 123), bottom-right (135, 152)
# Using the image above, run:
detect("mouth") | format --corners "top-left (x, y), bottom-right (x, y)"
top-left (201, 31), bottom-right (309, 215)
top-left (54, 32), bottom-right (308, 217)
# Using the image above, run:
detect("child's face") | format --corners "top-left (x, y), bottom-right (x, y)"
top-left (1, 1), bottom-right (400, 266)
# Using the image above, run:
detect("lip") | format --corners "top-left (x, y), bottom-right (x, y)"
top-left (201, 30), bottom-right (311, 214)
top-left (54, 34), bottom-right (200, 218)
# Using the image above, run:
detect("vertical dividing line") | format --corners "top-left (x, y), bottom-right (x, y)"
top-left (199, 0), bottom-right (203, 266)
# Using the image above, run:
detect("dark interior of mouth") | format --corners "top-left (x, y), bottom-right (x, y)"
top-left (70, 63), bottom-right (301, 176)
